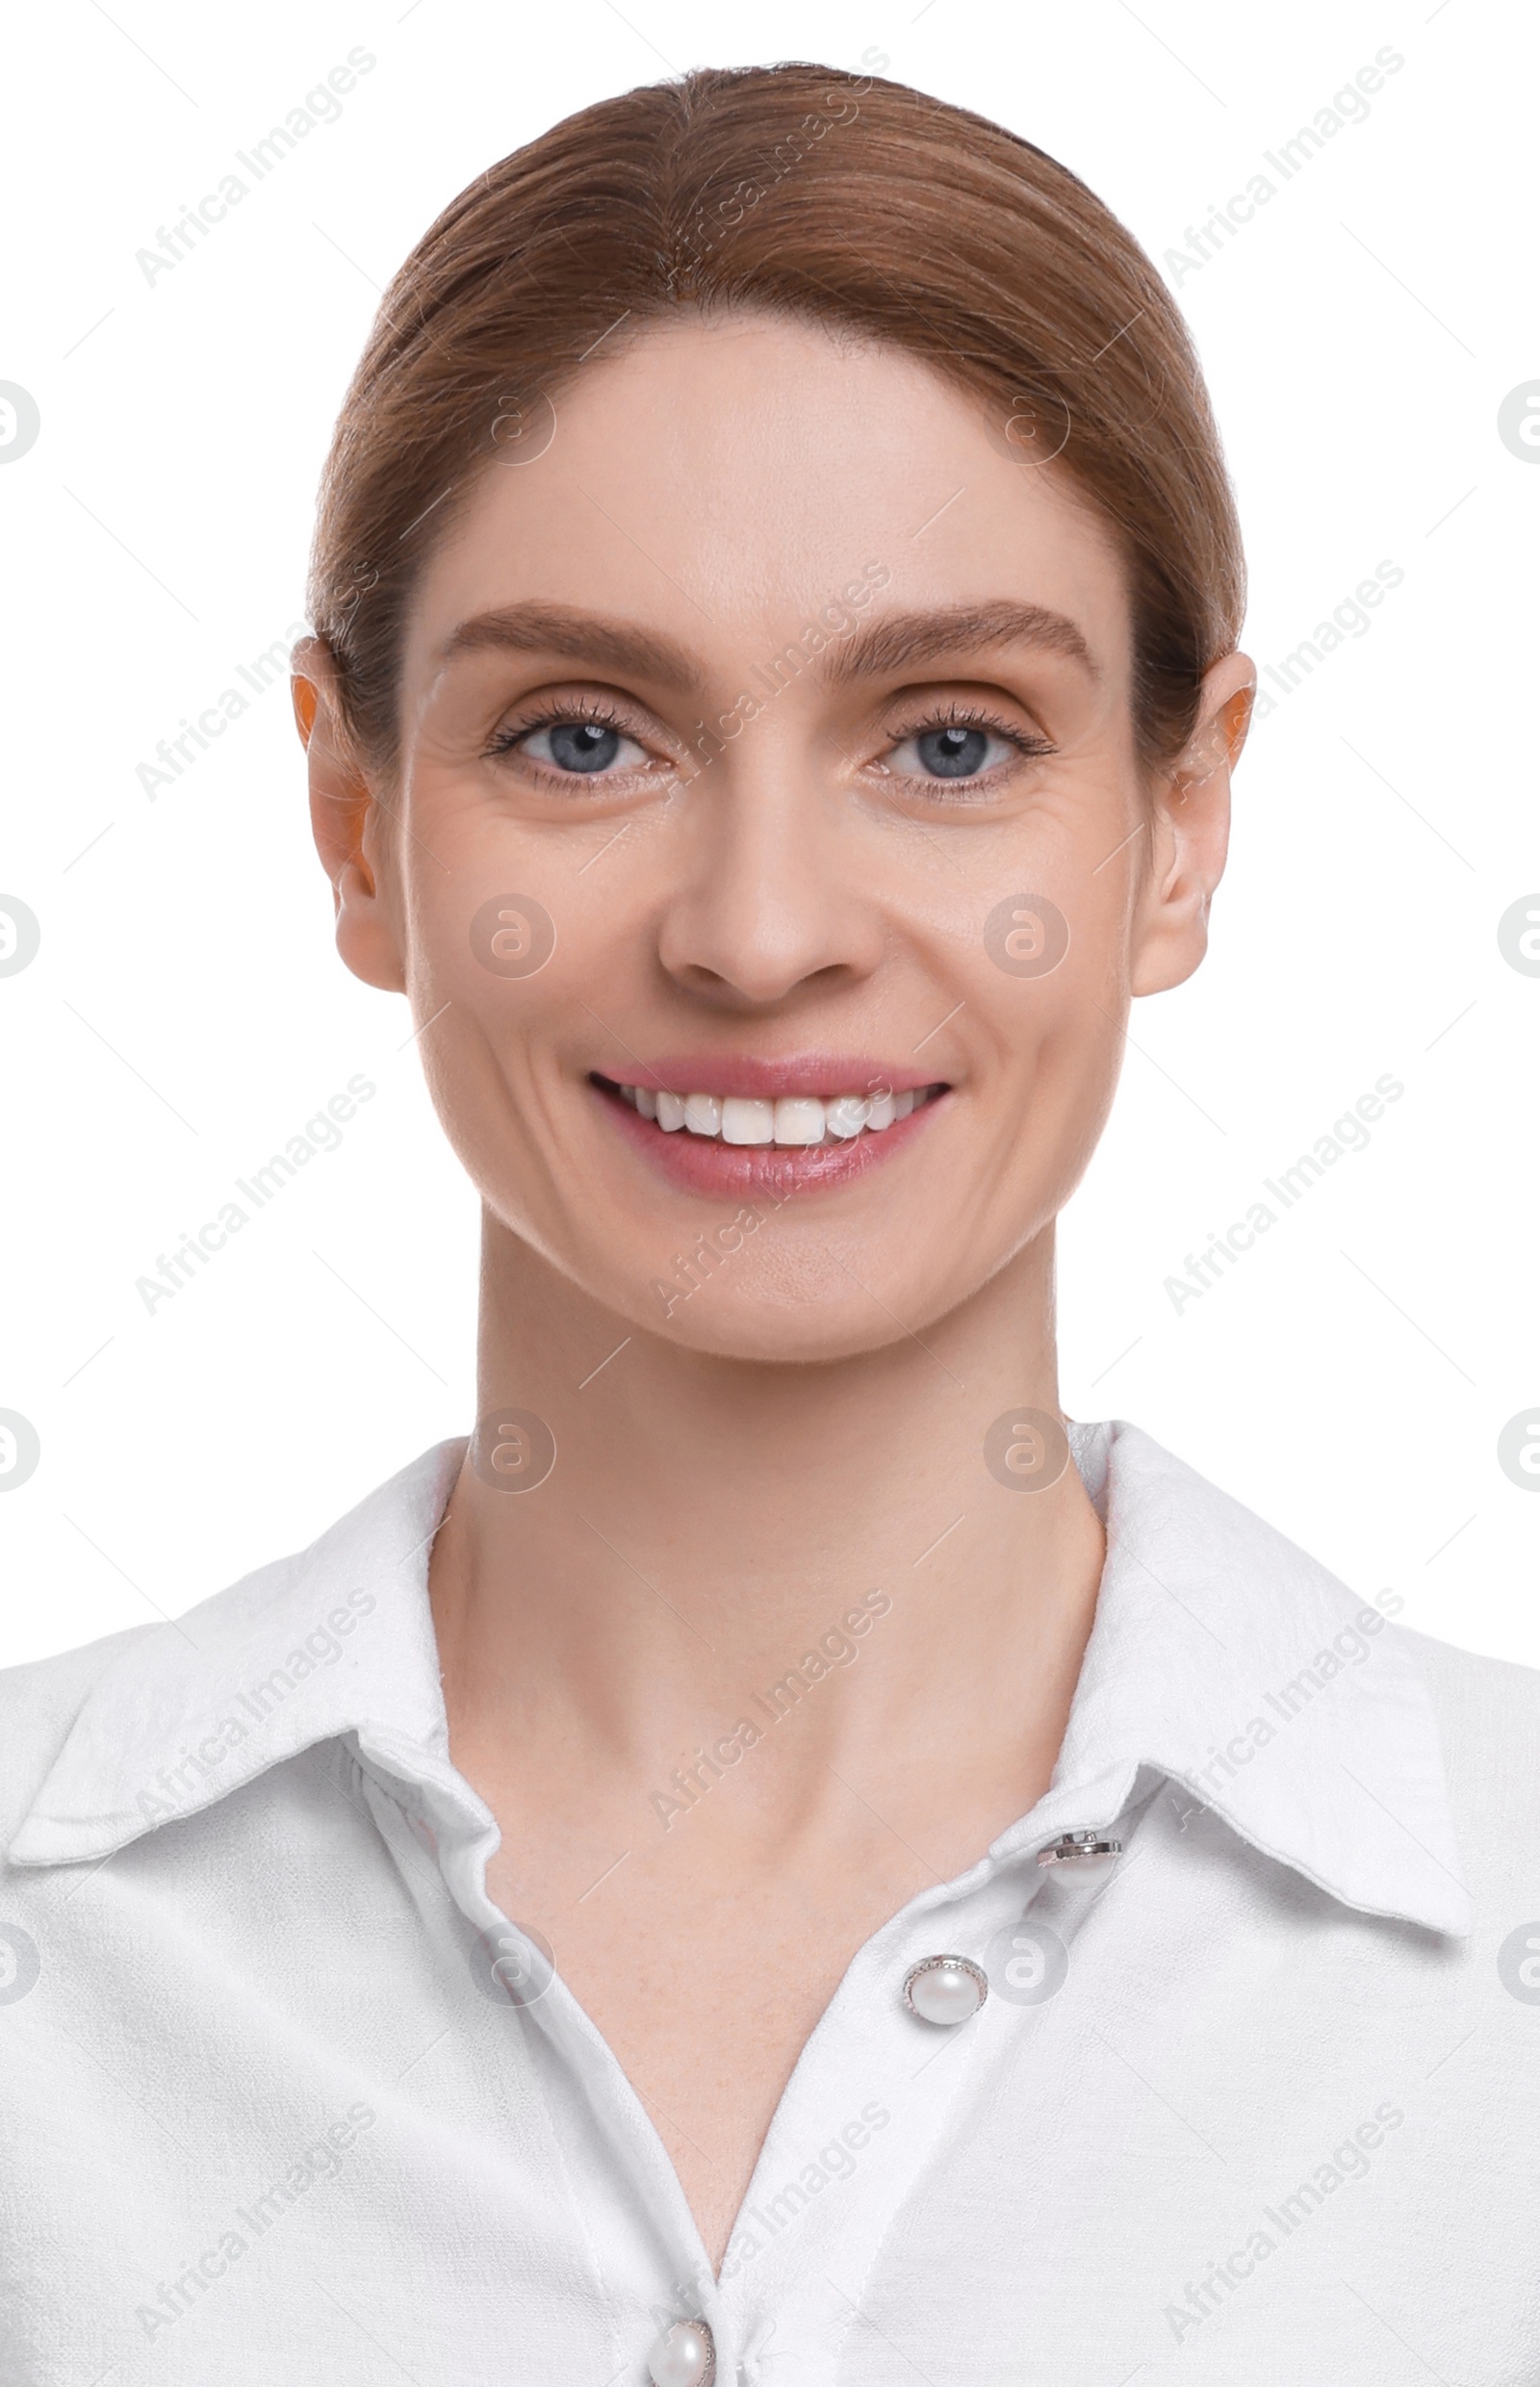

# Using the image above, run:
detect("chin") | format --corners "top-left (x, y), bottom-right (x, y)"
top-left (651, 1303), bottom-right (923, 1368)
top-left (606, 1253), bottom-right (946, 1367)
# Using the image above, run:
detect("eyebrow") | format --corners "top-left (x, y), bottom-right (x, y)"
top-left (826, 600), bottom-right (1097, 683)
top-left (436, 596), bottom-right (1097, 690)
top-left (438, 602), bottom-right (708, 691)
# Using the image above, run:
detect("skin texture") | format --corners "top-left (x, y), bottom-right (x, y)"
top-left (294, 310), bottom-right (1254, 2269)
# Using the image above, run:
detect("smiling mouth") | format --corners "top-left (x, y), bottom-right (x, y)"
top-left (592, 1076), bottom-right (947, 1147)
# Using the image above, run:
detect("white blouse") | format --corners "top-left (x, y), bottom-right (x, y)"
top-left (1, 1419), bottom-right (1534, 2384)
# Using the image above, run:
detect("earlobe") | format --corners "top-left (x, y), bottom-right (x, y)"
top-left (291, 640), bottom-right (407, 995)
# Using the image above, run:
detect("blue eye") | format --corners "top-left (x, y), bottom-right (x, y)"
top-left (886, 715), bottom-right (1040, 785)
top-left (914, 725), bottom-right (991, 778)
top-left (536, 720), bottom-right (624, 773)
top-left (493, 708), bottom-right (650, 777)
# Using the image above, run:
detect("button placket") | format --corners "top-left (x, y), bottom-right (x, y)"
top-left (978, 1818), bottom-right (1130, 2008)
top-left (700, 1847), bottom-right (1097, 2382)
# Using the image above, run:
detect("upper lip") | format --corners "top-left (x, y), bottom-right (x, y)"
top-left (593, 1053), bottom-right (947, 1099)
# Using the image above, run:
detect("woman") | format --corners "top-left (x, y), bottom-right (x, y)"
top-left (2, 60), bottom-right (1533, 2387)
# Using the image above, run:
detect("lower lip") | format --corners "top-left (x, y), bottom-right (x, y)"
top-left (594, 1082), bottom-right (947, 1198)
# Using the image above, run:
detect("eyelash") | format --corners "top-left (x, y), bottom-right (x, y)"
top-left (884, 701), bottom-right (1056, 791)
top-left (483, 696), bottom-right (1056, 791)
top-left (484, 696), bottom-right (641, 762)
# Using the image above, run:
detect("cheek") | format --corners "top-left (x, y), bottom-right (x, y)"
top-left (951, 871), bottom-right (1134, 1201)
top-left (400, 780), bottom-right (618, 1064)
top-left (400, 859), bottom-right (581, 1217)
top-left (962, 859), bottom-right (1132, 1067)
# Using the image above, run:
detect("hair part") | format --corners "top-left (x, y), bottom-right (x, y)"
top-left (308, 62), bottom-right (1245, 776)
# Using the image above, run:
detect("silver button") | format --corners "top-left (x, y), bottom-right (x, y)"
top-left (902, 1953), bottom-right (988, 2024)
top-left (647, 2319), bottom-right (714, 2387)
top-left (1037, 1829), bottom-right (1121, 1874)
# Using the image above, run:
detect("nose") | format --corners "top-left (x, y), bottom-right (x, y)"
top-left (656, 720), bottom-right (886, 1008)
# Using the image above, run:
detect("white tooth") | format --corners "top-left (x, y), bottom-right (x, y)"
top-left (634, 1086), bottom-right (657, 1120)
top-left (722, 1096), bottom-right (775, 1145)
top-left (618, 1083), bottom-right (637, 1108)
top-left (866, 1092), bottom-right (897, 1132)
top-left (683, 1092), bottom-right (723, 1138)
top-left (656, 1091), bottom-right (687, 1132)
top-left (825, 1095), bottom-right (869, 1139)
top-left (892, 1089), bottom-right (915, 1119)
top-left (773, 1096), bottom-right (826, 1146)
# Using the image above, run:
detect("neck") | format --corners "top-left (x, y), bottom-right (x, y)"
top-left (428, 1211), bottom-right (1107, 1861)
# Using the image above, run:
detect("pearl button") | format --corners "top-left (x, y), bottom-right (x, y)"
top-left (1037, 1829), bottom-right (1121, 1875)
top-left (903, 1953), bottom-right (988, 2024)
top-left (647, 2319), bottom-right (714, 2387)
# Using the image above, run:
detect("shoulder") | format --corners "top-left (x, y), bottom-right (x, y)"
top-left (1406, 1622), bottom-right (1540, 1802)
top-left (1399, 1622), bottom-right (1540, 1905)
top-left (0, 1625), bottom-right (160, 1849)
top-left (0, 1439), bottom-right (464, 1873)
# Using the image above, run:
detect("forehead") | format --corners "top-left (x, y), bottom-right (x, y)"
top-left (403, 310), bottom-right (1134, 680)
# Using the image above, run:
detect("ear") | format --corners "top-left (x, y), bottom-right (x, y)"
top-left (1129, 653), bottom-right (1256, 999)
top-left (291, 637), bottom-right (406, 995)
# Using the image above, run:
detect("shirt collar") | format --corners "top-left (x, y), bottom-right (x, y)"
top-left (1044, 1420), bottom-right (1471, 1937)
top-left (7, 1421), bottom-right (1472, 1937)
top-left (7, 1437), bottom-right (471, 1869)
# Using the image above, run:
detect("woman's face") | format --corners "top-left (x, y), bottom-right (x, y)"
top-left (302, 312), bottom-right (1246, 1362)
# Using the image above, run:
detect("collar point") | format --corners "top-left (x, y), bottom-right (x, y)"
top-left (7, 1811), bottom-right (140, 1870)
top-left (1421, 1884), bottom-right (1476, 1941)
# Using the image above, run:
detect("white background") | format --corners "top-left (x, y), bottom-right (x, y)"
top-left (1, 0), bottom-right (1536, 1670)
